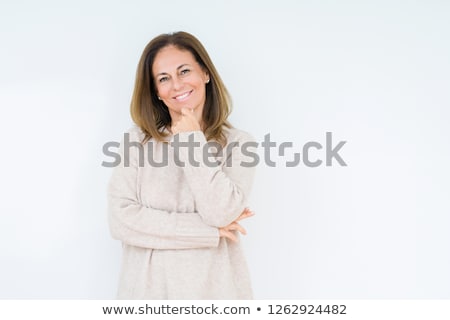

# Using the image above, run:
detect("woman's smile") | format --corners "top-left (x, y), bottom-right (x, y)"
top-left (173, 90), bottom-right (193, 101)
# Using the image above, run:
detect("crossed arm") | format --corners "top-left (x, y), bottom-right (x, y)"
top-left (107, 128), bottom-right (256, 250)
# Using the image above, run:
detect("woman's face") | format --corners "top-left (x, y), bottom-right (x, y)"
top-left (152, 45), bottom-right (209, 121)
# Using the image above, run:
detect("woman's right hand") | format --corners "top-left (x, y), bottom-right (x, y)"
top-left (219, 208), bottom-right (255, 242)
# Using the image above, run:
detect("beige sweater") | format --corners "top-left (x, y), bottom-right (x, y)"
top-left (107, 125), bottom-right (256, 299)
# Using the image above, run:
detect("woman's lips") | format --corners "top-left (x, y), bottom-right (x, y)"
top-left (173, 90), bottom-right (193, 101)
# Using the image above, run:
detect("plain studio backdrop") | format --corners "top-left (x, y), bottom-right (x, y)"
top-left (0, 0), bottom-right (449, 299)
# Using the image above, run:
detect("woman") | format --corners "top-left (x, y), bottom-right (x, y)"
top-left (107, 31), bottom-right (257, 299)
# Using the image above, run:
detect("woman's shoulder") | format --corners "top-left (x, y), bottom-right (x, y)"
top-left (125, 125), bottom-right (146, 141)
top-left (223, 126), bottom-right (257, 145)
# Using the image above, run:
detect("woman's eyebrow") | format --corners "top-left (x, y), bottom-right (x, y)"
top-left (156, 64), bottom-right (191, 77)
top-left (177, 63), bottom-right (190, 70)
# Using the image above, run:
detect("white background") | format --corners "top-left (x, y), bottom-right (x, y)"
top-left (0, 0), bottom-right (449, 299)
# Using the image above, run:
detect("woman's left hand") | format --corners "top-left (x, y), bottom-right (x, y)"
top-left (171, 107), bottom-right (201, 134)
top-left (218, 208), bottom-right (255, 243)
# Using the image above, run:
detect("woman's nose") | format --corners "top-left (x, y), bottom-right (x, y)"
top-left (172, 76), bottom-right (183, 90)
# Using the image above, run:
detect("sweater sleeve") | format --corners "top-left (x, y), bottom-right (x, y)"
top-left (173, 130), bottom-right (257, 228)
top-left (107, 129), bottom-right (220, 250)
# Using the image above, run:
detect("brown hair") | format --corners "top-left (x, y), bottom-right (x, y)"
top-left (130, 31), bottom-right (232, 145)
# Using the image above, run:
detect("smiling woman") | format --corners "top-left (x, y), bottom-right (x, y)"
top-left (129, 31), bottom-right (233, 147)
top-left (107, 31), bottom-right (257, 299)
top-left (153, 46), bottom-right (208, 134)
top-left (153, 47), bottom-right (209, 112)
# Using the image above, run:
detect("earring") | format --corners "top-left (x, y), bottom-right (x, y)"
top-left (158, 96), bottom-right (162, 100)
top-left (206, 79), bottom-right (210, 84)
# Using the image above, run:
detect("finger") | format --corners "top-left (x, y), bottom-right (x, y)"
top-left (234, 223), bottom-right (247, 235)
top-left (227, 222), bottom-right (247, 235)
top-left (222, 230), bottom-right (237, 242)
top-left (247, 210), bottom-right (255, 217)
top-left (235, 210), bottom-right (255, 222)
top-left (244, 208), bottom-right (255, 216)
top-left (235, 208), bottom-right (250, 221)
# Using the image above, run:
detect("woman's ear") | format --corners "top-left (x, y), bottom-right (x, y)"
top-left (202, 68), bottom-right (210, 83)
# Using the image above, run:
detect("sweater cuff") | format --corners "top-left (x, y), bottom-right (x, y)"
top-left (175, 213), bottom-right (220, 248)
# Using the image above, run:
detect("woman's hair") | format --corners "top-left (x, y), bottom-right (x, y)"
top-left (130, 31), bottom-right (232, 145)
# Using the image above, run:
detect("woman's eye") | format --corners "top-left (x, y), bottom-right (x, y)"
top-left (159, 76), bottom-right (169, 83)
top-left (180, 69), bottom-right (190, 75)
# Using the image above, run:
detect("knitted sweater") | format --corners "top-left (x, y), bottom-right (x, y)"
top-left (107, 125), bottom-right (256, 299)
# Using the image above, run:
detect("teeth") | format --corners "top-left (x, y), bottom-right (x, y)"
top-left (175, 92), bottom-right (190, 100)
